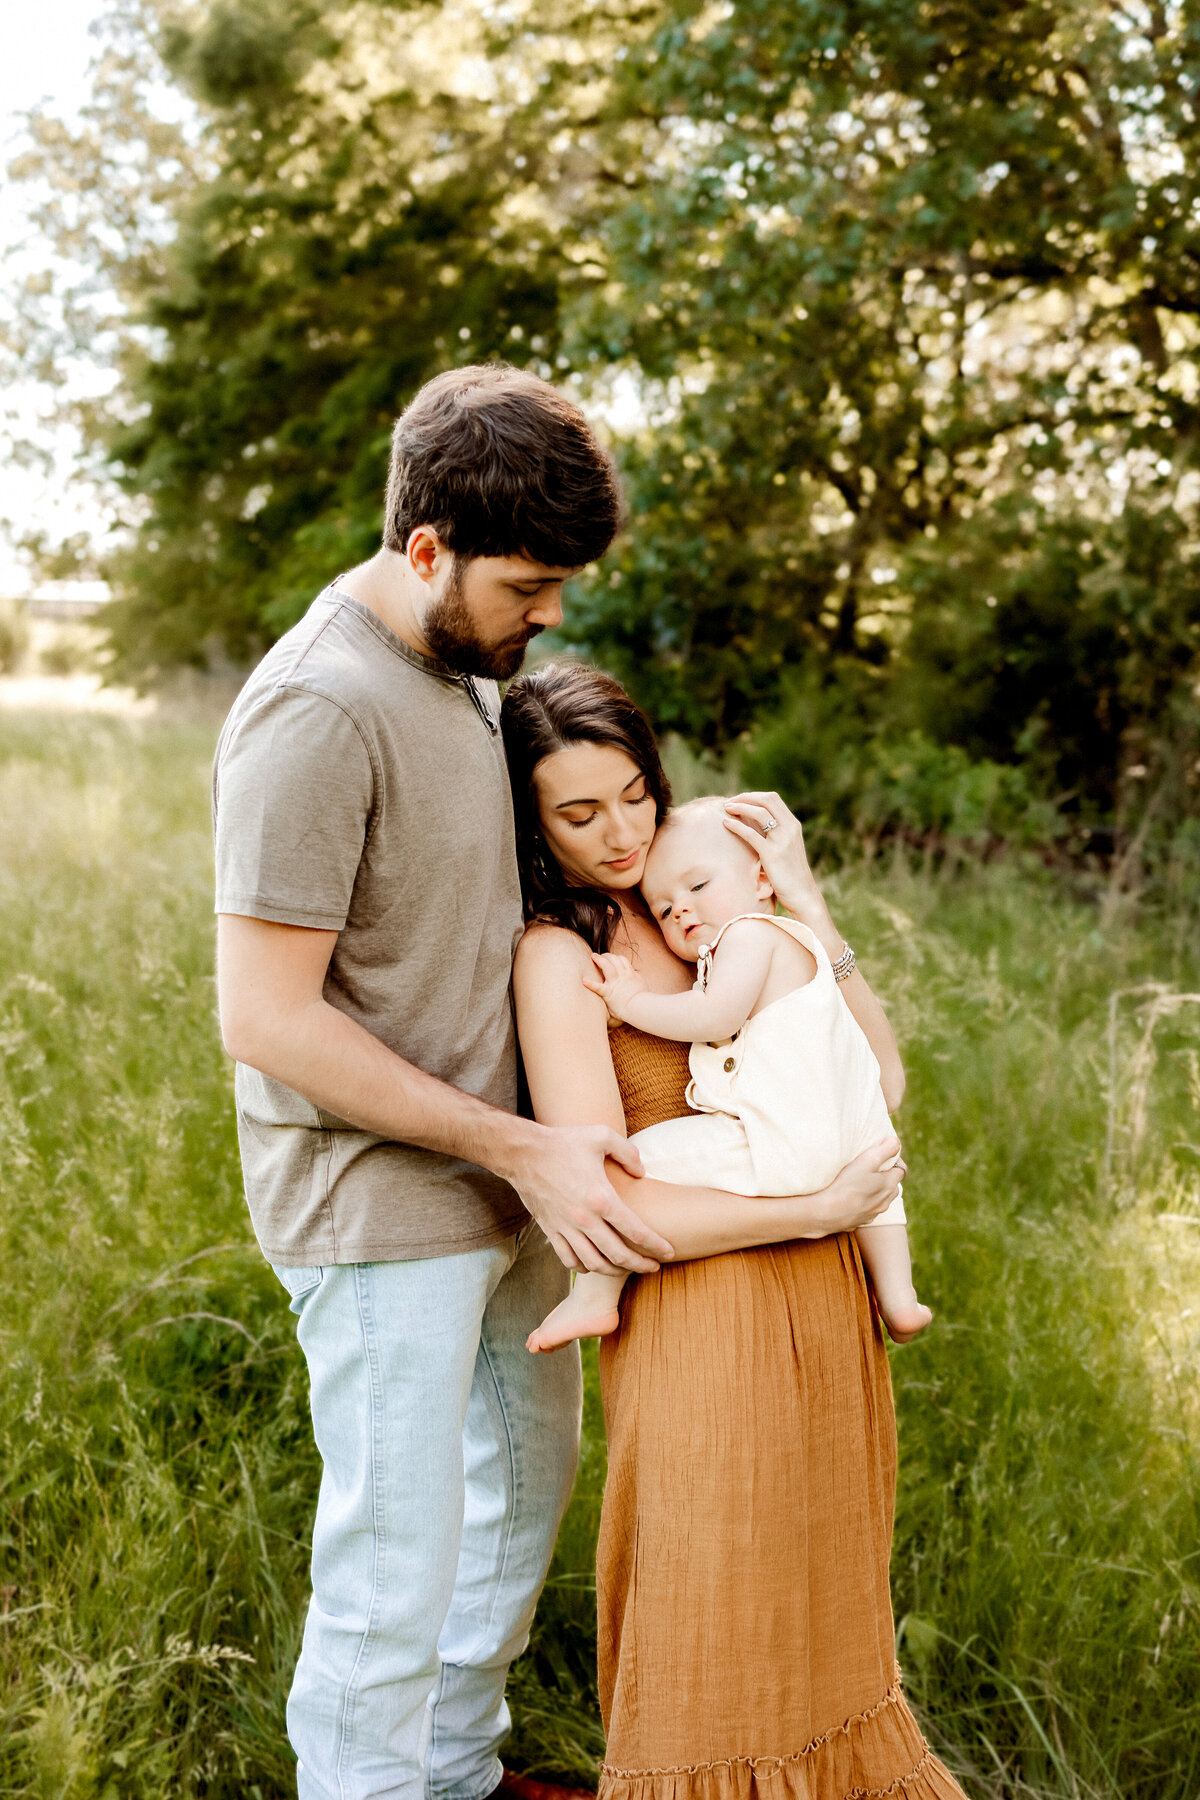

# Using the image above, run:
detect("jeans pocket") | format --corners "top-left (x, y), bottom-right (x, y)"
top-left (273, 1263), bottom-right (325, 1315)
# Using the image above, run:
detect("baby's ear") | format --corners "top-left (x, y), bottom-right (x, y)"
top-left (753, 860), bottom-right (776, 905)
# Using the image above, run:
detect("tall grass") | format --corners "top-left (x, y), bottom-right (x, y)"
top-left (0, 711), bottom-right (1197, 1798)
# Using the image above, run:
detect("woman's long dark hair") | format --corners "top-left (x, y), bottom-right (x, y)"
top-left (501, 662), bottom-right (672, 952)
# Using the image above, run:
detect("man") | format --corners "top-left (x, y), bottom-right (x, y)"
top-left (213, 365), bottom-right (672, 1800)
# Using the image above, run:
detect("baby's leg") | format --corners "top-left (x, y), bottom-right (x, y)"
top-left (855, 1221), bottom-right (932, 1344)
top-left (526, 1270), bottom-right (627, 1354)
top-left (527, 1112), bottom-right (761, 1354)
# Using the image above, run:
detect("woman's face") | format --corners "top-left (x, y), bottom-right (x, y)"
top-left (532, 742), bottom-right (658, 891)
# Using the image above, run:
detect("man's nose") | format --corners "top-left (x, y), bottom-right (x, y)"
top-left (527, 590), bottom-right (564, 629)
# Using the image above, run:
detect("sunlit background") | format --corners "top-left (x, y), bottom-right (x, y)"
top-left (1, 4), bottom-right (1198, 1796)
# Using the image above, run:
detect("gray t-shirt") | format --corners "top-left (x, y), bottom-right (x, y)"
top-left (213, 586), bottom-right (527, 1264)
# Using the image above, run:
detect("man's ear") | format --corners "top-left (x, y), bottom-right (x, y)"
top-left (405, 525), bottom-right (450, 584)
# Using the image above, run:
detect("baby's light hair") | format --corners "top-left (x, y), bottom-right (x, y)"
top-left (654, 795), bottom-right (731, 837)
top-left (646, 794), bottom-right (775, 891)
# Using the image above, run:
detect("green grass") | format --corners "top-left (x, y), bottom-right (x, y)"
top-left (0, 709), bottom-right (1197, 1798)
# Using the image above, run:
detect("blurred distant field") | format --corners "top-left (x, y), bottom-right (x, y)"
top-left (1, 709), bottom-right (1198, 1799)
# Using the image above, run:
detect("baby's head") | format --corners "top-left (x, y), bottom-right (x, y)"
top-left (640, 797), bottom-right (775, 962)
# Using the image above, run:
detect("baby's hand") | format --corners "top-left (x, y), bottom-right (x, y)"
top-left (582, 953), bottom-right (648, 1022)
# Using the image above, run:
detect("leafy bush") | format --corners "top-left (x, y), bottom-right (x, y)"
top-left (740, 666), bottom-right (1065, 862)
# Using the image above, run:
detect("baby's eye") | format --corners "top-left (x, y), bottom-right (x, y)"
top-left (657, 905), bottom-right (671, 921)
top-left (690, 880), bottom-right (708, 893)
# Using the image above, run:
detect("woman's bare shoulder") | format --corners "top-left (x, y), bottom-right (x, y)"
top-left (514, 920), bottom-right (595, 980)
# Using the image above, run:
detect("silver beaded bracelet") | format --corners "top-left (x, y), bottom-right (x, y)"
top-left (831, 942), bottom-right (856, 983)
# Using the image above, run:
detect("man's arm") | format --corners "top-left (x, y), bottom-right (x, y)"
top-left (217, 913), bottom-right (672, 1276)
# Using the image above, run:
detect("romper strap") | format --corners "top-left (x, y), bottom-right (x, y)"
top-left (695, 911), bottom-right (823, 989)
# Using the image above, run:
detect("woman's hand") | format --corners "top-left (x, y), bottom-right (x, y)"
top-left (723, 791), bottom-right (830, 933)
top-left (797, 1136), bottom-right (906, 1238)
top-left (582, 952), bottom-right (648, 1023)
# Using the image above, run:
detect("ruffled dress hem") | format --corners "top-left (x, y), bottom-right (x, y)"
top-left (598, 1670), bottom-right (964, 1800)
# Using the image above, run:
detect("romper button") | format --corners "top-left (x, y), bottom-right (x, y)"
top-left (723, 1055), bottom-right (736, 1072)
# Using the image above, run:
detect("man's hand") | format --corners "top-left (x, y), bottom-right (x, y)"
top-left (505, 1122), bottom-right (674, 1275)
top-left (581, 952), bottom-right (648, 1023)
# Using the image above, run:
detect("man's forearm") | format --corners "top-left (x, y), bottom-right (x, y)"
top-left (229, 998), bottom-right (535, 1178)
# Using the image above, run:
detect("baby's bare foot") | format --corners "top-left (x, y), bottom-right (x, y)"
top-left (879, 1298), bottom-right (934, 1345)
top-left (526, 1295), bottom-right (620, 1354)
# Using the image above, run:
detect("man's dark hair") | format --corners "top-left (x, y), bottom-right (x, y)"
top-left (383, 364), bottom-right (624, 567)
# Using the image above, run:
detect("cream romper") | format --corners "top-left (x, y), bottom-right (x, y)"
top-left (631, 912), bottom-right (906, 1223)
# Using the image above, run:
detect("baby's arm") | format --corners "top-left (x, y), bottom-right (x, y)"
top-left (583, 921), bottom-right (775, 1042)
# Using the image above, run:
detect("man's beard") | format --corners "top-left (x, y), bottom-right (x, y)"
top-left (423, 558), bottom-right (543, 680)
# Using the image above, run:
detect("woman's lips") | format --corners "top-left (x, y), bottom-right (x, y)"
top-left (605, 849), bottom-right (640, 871)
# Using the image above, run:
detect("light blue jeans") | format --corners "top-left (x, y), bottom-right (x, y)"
top-left (274, 1223), bottom-right (582, 1800)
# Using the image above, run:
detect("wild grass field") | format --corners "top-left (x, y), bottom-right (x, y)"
top-left (1, 708), bottom-right (1198, 1800)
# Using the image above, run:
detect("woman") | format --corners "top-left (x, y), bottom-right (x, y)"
top-left (502, 663), bottom-right (965, 1800)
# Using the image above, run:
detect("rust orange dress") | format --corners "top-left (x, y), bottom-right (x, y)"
top-left (596, 1024), bottom-right (965, 1800)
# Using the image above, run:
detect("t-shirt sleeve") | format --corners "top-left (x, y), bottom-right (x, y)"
top-left (213, 684), bottom-right (376, 930)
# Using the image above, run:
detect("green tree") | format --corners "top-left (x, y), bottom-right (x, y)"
top-left (14, 0), bottom-right (567, 674)
top-left (13, 0), bottom-right (1200, 845)
top-left (554, 0), bottom-right (1200, 827)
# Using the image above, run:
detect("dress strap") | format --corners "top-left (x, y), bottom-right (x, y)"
top-left (695, 911), bottom-right (823, 989)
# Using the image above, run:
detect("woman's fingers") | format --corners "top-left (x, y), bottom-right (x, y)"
top-left (723, 795), bottom-right (826, 923)
top-left (722, 813), bottom-right (770, 851)
top-left (725, 791), bottom-right (793, 829)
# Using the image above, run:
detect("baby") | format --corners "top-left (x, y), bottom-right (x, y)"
top-left (527, 797), bottom-right (931, 1353)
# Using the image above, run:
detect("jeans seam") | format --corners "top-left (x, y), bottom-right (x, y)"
top-left (334, 1263), bottom-right (386, 1796)
top-left (469, 1319), bottom-right (521, 1657)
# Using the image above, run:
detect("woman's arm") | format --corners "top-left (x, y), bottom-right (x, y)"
top-left (724, 792), bottom-right (906, 1109)
top-left (513, 924), bottom-right (905, 1260)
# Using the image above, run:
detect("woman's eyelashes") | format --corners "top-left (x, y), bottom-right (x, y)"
top-left (564, 786), bottom-right (650, 830)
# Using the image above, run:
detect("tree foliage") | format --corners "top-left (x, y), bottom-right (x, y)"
top-left (554, 0), bottom-right (1200, 835)
top-left (11, 0), bottom-right (1200, 849)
